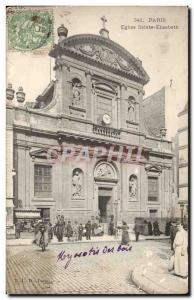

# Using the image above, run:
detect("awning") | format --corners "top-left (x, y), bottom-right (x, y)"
top-left (14, 209), bottom-right (41, 219)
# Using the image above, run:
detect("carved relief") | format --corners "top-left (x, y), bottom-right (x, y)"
top-left (72, 168), bottom-right (83, 197)
top-left (94, 162), bottom-right (117, 181)
top-left (127, 96), bottom-right (136, 123)
top-left (70, 44), bottom-right (139, 76)
top-left (129, 174), bottom-right (138, 200)
top-left (72, 78), bottom-right (82, 107)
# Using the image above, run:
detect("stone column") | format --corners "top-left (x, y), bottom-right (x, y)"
top-left (62, 63), bottom-right (71, 114)
top-left (6, 83), bottom-right (16, 237)
top-left (117, 86), bottom-right (121, 129)
top-left (6, 113), bottom-right (15, 238)
top-left (55, 60), bottom-right (70, 114)
top-left (120, 83), bottom-right (127, 128)
top-left (85, 70), bottom-right (93, 121)
top-left (138, 88), bottom-right (145, 132)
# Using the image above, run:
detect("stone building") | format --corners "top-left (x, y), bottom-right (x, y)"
top-left (143, 85), bottom-right (176, 141)
top-left (6, 22), bottom-right (174, 225)
top-left (177, 102), bottom-right (188, 220)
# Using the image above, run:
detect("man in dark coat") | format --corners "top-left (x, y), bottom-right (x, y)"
top-left (85, 220), bottom-right (92, 240)
top-left (153, 220), bottom-right (160, 236)
top-left (47, 222), bottom-right (53, 240)
top-left (108, 220), bottom-right (115, 236)
top-left (148, 221), bottom-right (153, 236)
top-left (15, 221), bottom-right (21, 239)
top-left (67, 221), bottom-right (73, 241)
top-left (91, 221), bottom-right (96, 237)
top-left (165, 220), bottom-right (171, 236)
top-left (170, 221), bottom-right (178, 250)
top-left (78, 223), bottom-right (84, 241)
top-left (134, 221), bottom-right (140, 242)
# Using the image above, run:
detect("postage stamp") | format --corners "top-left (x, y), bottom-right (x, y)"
top-left (7, 7), bottom-right (53, 51)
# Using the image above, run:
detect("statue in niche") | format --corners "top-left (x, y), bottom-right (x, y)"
top-left (128, 99), bottom-right (135, 122)
top-left (72, 80), bottom-right (82, 107)
top-left (72, 169), bottom-right (83, 197)
top-left (129, 175), bottom-right (137, 198)
top-left (96, 164), bottom-right (113, 178)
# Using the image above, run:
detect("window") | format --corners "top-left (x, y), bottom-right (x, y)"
top-left (148, 176), bottom-right (158, 202)
top-left (96, 95), bottom-right (112, 124)
top-left (34, 165), bottom-right (52, 198)
top-left (149, 209), bottom-right (158, 218)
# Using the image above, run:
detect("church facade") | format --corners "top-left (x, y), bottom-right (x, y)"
top-left (6, 23), bottom-right (174, 224)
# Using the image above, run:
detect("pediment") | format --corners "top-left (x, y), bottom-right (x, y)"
top-left (29, 147), bottom-right (58, 160)
top-left (29, 148), bottom-right (48, 159)
top-left (50, 34), bottom-right (150, 85)
top-left (145, 164), bottom-right (162, 173)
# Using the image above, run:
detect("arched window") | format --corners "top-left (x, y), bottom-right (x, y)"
top-left (129, 174), bottom-right (138, 200)
top-left (72, 168), bottom-right (84, 198)
top-left (72, 78), bottom-right (82, 107)
top-left (127, 96), bottom-right (136, 122)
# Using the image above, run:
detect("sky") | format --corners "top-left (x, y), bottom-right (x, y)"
top-left (7, 6), bottom-right (188, 137)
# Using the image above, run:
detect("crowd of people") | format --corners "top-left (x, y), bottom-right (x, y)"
top-left (15, 215), bottom-right (188, 280)
top-left (43, 215), bottom-right (106, 243)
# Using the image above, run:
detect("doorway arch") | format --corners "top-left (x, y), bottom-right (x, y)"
top-left (94, 161), bottom-right (118, 223)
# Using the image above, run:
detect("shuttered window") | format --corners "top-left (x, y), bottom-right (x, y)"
top-left (148, 176), bottom-right (158, 202)
top-left (34, 165), bottom-right (52, 198)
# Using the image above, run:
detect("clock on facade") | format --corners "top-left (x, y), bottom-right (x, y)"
top-left (102, 113), bottom-right (111, 125)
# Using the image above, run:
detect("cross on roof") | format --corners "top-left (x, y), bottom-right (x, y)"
top-left (101, 16), bottom-right (107, 29)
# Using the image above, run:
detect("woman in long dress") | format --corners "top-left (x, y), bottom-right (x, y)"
top-left (173, 222), bottom-right (188, 278)
top-left (118, 221), bottom-right (130, 245)
top-left (33, 220), bottom-right (49, 249)
top-left (56, 218), bottom-right (64, 242)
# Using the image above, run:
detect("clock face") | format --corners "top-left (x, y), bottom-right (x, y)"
top-left (102, 113), bottom-right (111, 125)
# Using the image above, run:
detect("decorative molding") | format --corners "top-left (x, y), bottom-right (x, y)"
top-left (69, 105), bottom-right (86, 112)
top-left (49, 34), bottom-right (150, 85)
top-left (126, 120), bottom-right (139, 126)
top-left (85, 69), bottom-right (94, 76)
top-left (94, 162), bottom-right (118, 181)
top-left (145, 164), bottom-right (162, 174)
top-left (93, 124), bottom-right (121, 139)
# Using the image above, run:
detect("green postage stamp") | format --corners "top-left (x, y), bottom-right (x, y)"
top-left (7, 7), bottom-right (53, 51)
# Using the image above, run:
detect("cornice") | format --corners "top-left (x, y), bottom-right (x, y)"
top-left (49, 34), bottom-right (150, 85)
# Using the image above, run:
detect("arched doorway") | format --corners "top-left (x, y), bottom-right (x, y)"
top-left (94, 161), bottom-right (118, 223)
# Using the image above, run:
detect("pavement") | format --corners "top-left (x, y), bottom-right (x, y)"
top-left (6, 240), bottom-right (146, 294)
top-left (6, 238), bottom-right (188, 295)
top-left (131, 253), bottom-right (189, 295)
top-left (6, 233), bottom-right (168, 246)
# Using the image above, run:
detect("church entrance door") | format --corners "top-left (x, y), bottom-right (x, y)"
top-left (94, 161), bottom-right (119, 224)
top-left (98, 187), bottom-right (113, 223)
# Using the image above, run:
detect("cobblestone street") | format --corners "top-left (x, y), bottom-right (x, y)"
top-left (6, 239), bottom-right (172, 294)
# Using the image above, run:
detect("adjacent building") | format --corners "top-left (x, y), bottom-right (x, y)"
top-left (177, 102), bottom-right (188, 220)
